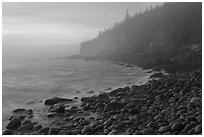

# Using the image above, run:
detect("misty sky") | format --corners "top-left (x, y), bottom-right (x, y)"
top-left (3, 2), bottom-right (162, 62)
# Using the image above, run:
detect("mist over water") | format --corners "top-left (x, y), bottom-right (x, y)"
top-left (3, 43), bottom-right (80, 64)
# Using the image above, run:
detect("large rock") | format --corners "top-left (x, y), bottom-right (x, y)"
top-left (18, 123), bottom-right (33, 131)
top-left (109, 88), bottom-right (123, 96)
top-left (13, 108), bottom-right (26, 113)
top-left (171, 122), bottom-right (183, 131)
top-left (44, 97), bottom-right (73, 105)
top-left (38, 127), bottom-right (50, 134)
top-left (6, 118), bottom-right (21, 129)
top-left (141, 128), bottom-right (154, 135)
top-left (195, 124), bottom-right (202, 134)
top-left (159, 125), bottom-right (170, 133)
top-left (104, 101), bottom-right (124, 112)
top-left (2, 129), bottom-right (13, 135)
top-left (54, 104), bottom-right (65, 113)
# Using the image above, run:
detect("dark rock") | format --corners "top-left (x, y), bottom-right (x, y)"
top-left (82, 126), bottom-right (92, 134)
top-left (95, 124), bottom-right (104, 131)
top-left (83, 104), bottom-right (91, 110)
top-left (38, 127), bottom-right (50, 134)
top-left (44, 97), bottom-right (73, 105)
top-left (154, 115), bottom-right (163, 121)
top-left (108, 130), bottom-right (118, 135)
top-left (47, 113), bottom-right (55, 117)
top-left (98, 93), bottom-right (109, 102)
top-left (141, 128), bottom-right (154, 135)
top-left (158, 125), bottom-right (170, 133)
top-left (26, 109), bottom-right (33, 115)
top-left (49, 128), bottom-right (60, 135)
top-left (104, 101), bottom-right (124, 112)
top-left (22, 120), bottom-right (31, 125)
top-left (13, 108), bottom-right (26, 113)
top-left (103, 119), bottom-right (112, 127)
top-left (33, 125), bottom-right (42, 131)
top-left (130, 85), bottom-right (139, 92)
top-left (54, 104), bottom-right (65, 113)
top-left (18, 123), bottom-right (33, 131)
top-left (18, 116), bottom-right (26, 121)
top-left (109, 88), bottom-right (123, 96)
top-left (171, 122), bottom-right (183, 131)
top-left (6, 118), bottom-right (21, 129)
top-left (129, 107), bottom-right (140, 115)
top-left (87, 91), bottom-right (94, 94)
top-left (9, 116), bottom-right (15, 120)
top-left (195, 124), bottom-right (202, 134)
top-left (2, 129), bottom-right (13, 135)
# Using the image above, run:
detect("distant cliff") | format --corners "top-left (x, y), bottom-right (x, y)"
top-left (79, 2), bottom-right (202, 72)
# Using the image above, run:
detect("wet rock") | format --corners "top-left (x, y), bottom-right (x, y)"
top-left (98, 93), bottom-right (109, 102)
top-left (38, 127), bottom-right (50, 134)
top-left (87, 91), bottom-right (94, 94)
top-left (95, 125), bottom-right (103, 130)
top-left (194, 124), bottom-right (202, 134)
top-left (9, 116), bottom-right (15, 120)
top-left (129, 107), bottom-right (140, 115)
top-left (103, 119), bottom-right (112, 127)
top-left (108, 130), bottom-right (118, 135)
top-left (13, 108), bottom-right (26, 113)
top-left (47, 113), bottom-right (55, 118)
top-left (158, 125), bottom-right (170, 133)
top-left (154, 115), bottom-right (163, 121)
top-left (18, 116), bottom-right (26, 121)
top-left (54, 104), bottom-right (65, 113)
top-left (26, 109), bottom-right (33, 115)
top-left (49, 128), bottom-right (60, 135)
top-left (109, 88), bottom-right (123, 96)
top-left (33, 125), bottom-right (42, 131)
top-left (177, 109), bottom-right (186, 116)
top-left (104, 101), bottom-right (124, 112)
top-left (171, 122), bottom-right (183, 131)
top-left (22, 120), bottom-right (31, 125)
top-left (82, 126), bottom-right (92, 134)
top-left (18, 123), bottom-right (33, 131)
top-left (141, 128), bottom-right (154, 135)
top-left (2, 129), bottom-right (13, 135)
top-left (44, 97), bottom-right (73, 105)
top-left (190, 97), bottom-right (201, 107)
top-left (130, 85), bottom-right (138, 92)
top-left (6, 117), bottom-right (21, 129)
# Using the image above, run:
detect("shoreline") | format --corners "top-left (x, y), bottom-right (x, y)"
top-left (2, 63), bottom-right (202, 135)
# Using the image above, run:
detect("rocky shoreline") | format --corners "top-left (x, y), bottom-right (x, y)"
top-left (3, 69), bottom-right (202, 135)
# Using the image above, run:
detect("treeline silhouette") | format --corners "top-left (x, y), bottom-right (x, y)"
top-left (80, 2), bottom-right (202, 72)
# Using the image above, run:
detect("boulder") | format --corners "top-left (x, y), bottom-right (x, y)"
top-left (2, 129), bottom-right (13, 135)
top-left (141, 128), bottom-right (154, 135)
top-left (104, 101), bottom-right (124, 112)
top-left (159, 125), bottom-right (170, 133)
top-left (13, 108), bottom-right (26, 113)
top-left (6, 118), bottom-right (21, 129)
top-left (109, 88), bottom-right (123, 96)
top-left (44, 97), bottom-right (73, 105)
top-left (38, 127), bottom-right (50, 134)
top-left (18, 123), bottom-right (33, 131)
top-left (54, 104), bottom-right (65, 113)
top-left (171, 122), bottom-right (183, 131)
top-left (33, 125), bottom-right (42, 131)
top-left (195, 124), bottom-right (202, 134)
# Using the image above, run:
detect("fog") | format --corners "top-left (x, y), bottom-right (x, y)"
top-left (3, 2), bottom-right (162, 63)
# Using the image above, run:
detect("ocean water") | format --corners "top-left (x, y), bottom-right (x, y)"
top-left (2, 59), bottom-right (152, 128)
